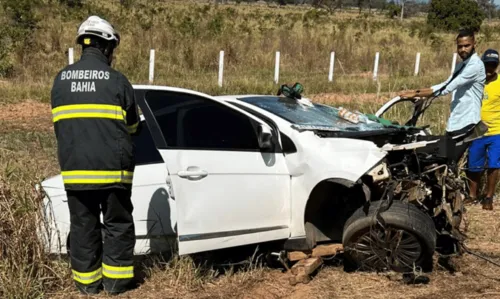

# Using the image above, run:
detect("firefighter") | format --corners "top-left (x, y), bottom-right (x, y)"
top-left (50, 16), bottom-right (141, 295)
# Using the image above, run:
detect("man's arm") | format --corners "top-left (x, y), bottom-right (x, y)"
top-left (399, 75), bottom-right (452, 99)
top-left (120, 74), bottom-right (142, 136)
top-left (399, 88), bottom-right (435, 99)
top-left (399, 61), bottom-right (477, 99)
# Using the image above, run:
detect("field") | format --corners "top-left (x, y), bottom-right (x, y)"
top-left (3, 1), bottom-right (500, 298)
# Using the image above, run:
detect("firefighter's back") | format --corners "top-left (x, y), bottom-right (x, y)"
top-left (51, 47), bottom-right (135, 191)
top-left (50, 16), bottom-right (140, 296)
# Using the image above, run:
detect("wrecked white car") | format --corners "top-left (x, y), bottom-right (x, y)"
top-left (39, 85), bottom-right (481, 273)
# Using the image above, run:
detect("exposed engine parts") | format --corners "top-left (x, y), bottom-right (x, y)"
top-left (340, 129), bottom-right (472, 272)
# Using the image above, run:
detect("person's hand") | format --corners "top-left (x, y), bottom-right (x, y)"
top-left (399, 90), bottom-right (417, 99)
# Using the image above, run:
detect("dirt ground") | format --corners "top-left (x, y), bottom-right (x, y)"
top-left (0, 100), bottom-right (53, 133)
top-left (47, 204), bottom-right (500, 299)
top-left (309, 92), bottom-right (395, 105)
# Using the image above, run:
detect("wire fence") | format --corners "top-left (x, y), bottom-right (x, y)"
top-left (67, 47), bottom-right (461, 86)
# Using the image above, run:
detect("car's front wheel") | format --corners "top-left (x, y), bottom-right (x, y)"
top-left (342, 200), bottom-right (436, 273)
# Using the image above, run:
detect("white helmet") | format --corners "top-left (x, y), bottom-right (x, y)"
top-left (76, 16), bottom-right (120, 46)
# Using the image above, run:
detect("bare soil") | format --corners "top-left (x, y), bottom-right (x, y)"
top-left (309, 92), bottom-right (394, 105)
top-left (0, 100), bottom-right (53, 133)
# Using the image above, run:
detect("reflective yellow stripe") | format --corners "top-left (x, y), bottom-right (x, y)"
top-left (62, 170), bottom-right (134, 185)
top-left (127, 121), bottom-right (139, 134)
top-left (72, 268), bottom-right (102, 285)
top-left (52, 104), bottom-right (125, 123)
top-left (102, 263), bottom-right (134, 279)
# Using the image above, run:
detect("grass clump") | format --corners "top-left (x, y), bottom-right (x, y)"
top-left (0, 160), bottom-right (69, 299)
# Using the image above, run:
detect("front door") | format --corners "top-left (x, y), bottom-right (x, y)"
top-left (142, 89), bottom-right (291, 255)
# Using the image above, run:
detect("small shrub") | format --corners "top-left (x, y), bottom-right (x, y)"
top-left (386, 3), bottom-right (399, 19)
top-left (0, 27), bottom-right (15, 78)
top-left (120, 0), bottom-right (134, 9)
top-left (58, 0), bottom-right (83, 8)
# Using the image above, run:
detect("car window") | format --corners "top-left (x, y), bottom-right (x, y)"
top-left (145, 90), bottom-right (260, 151)
top-left (238, 96), bottom-right (386, 132)
top-left (229, 101), bottom-right (297, 154)
top-left (131, 121), bottom-right (164, 165)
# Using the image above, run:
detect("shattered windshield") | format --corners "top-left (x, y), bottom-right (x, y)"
top-left (238, 96), bottom-right (387, 132)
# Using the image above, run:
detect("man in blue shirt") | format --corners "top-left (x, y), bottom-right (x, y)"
top-left (399, 29), bottom-right (485, 135)
top-left (398, 29), bottom-right (486, 167)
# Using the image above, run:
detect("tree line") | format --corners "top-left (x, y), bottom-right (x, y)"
top-left (215, 0), bottom-right (497, 22)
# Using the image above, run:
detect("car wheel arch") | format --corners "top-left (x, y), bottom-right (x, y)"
top-left (303, 178), bottom-right (369, 249)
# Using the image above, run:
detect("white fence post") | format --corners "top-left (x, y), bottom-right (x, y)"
top-left (451, 53), bottom-right (458, 74)
top-left (328, 51), bottom-right (335, 82)
top-left (149, 49), bottom-right (155, 84)
top-left (218, 50), bottom-right (224, 87)
top-left (68, 48), bottom-right (74, 65)
top-left (274, 51), bottom-right (280, 84)
top-left (373, 52), bottom-right (380, 81)
top-left (414, 52), bottom-right (420, 76)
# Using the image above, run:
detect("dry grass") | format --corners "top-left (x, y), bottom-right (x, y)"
top-left (0, 140), bottom-right (67, 298)
top-left (3, 0), bottom-right (500, 104)
top-left (2, 1), bottom-right (500, 298)
top-left (42, 205), bottom-right (500, 299)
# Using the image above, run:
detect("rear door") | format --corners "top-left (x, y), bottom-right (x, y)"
top-left (129, 119), bottom-right (177, 254)
top-left (130, 88), bottom-right (177, 254)
top-left (140, 88), bottom-right (291, 255)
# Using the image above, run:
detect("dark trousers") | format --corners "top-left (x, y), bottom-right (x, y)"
top-left (67, 188), bottom-right (135, 294)
top-left (445, 124), bottom-right (476, 165)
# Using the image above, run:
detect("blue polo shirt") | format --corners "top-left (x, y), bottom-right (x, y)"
top-left (431, 53), bottom-right (485, 132)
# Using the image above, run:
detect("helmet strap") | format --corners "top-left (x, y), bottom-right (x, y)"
top-left (103, 43), bottom-right (115, 65)
top-left (80, 36), bottom-right (116, 65)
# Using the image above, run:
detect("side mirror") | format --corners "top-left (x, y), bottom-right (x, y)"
top-left (257, 124), bottom-right (273, 150)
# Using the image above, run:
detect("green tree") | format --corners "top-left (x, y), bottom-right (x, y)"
top-left (427, 0), bottom-right (485, 32)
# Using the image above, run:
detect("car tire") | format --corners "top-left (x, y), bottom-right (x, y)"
top-left (342, 200), bottom-right (436, 273)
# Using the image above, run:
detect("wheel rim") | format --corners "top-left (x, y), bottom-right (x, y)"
top-left (346, 225), bottom-right (423, 272)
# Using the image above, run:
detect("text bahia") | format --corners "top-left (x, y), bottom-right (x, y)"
top-left (71, 81), bottom-right (96, 92)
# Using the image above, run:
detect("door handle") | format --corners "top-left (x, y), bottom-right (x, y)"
top-left (177, 167), bottom-right (208, 181)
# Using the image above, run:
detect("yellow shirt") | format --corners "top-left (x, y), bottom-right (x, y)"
top-left (482, 75), bottom-right (500, 136)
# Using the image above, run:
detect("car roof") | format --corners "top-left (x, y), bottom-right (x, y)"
top-left (132, 84), bottom-right (274, 103)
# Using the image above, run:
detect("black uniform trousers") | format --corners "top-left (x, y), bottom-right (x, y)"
top-left (67, 188), bottom-right (135, 294)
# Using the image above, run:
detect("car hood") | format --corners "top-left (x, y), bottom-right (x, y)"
top-left (285, 130), bottom-right (388, 183)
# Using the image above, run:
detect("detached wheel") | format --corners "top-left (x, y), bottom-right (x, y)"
top-left (342, 200), bottom-right (436, 273)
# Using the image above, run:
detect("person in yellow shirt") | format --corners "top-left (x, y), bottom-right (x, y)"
top-left (468, 49), bottom-right (500, 210)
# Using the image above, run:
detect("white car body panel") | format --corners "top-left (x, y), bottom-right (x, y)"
top-left (40, 85), bottom-right (391, 256)
top-left (220, 97), bottom-right (387, 237)
top-left (282, 131), bottom-right (386, 237)
top-left (158, 149), bottom-right (291, 255)
top-left (41, 163), bottom-right (177, 255)
top-left (40, 175), bottom-right (70, 254)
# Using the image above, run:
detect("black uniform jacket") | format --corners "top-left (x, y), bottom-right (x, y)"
top-left (51, 47), bottom-right (141, 191)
